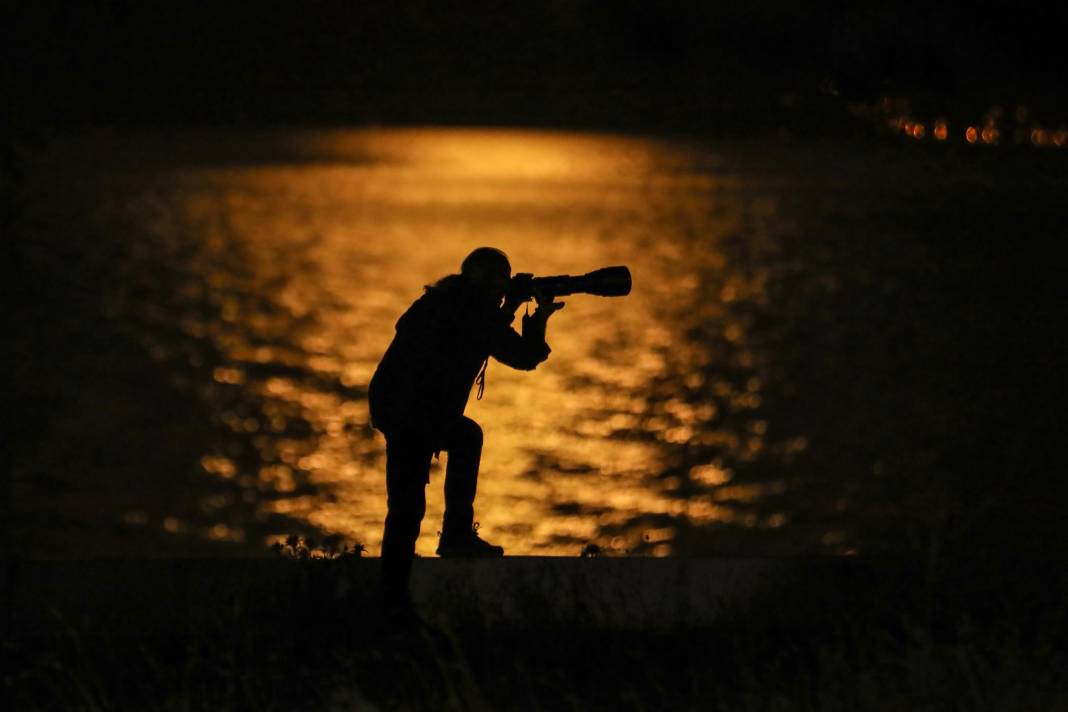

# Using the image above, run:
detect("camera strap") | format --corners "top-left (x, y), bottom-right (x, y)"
top-left (475, 357), bottom-right (488, 400)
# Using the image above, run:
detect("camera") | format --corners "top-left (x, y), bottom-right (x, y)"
top-left (509, 266), bottom-right (632, 302)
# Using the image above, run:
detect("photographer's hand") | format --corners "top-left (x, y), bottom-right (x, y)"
top-left (531, 288), bottom-right (565, 321)
top-left (502, 291), bottom-right (526, 316)
top-left (522, 288), bottom-right (564, 343)
top-left (531, 301), bottom-right (565, 322)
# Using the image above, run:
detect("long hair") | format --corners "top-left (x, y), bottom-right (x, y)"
top-left (424, 273), bottom-right (464, 293)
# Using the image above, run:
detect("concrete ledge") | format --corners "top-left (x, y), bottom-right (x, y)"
top-left (3, 557), bottom-right (858, 636)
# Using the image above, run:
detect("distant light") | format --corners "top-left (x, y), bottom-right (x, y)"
top-left (911, 123), bottom-right (926, 139)
top-left (934, 119), bottom-right (948, 141)
top-left (1014, 106), bottom-right (1029, 122)
top-left (965, 126), bottom-right (979, 143)
top-left (981, 127), bottom-right (999, 144)
top-left (123, 511), bottom-right (149, 526)
top-left (1031, 128), bottom-right (1050, 147)
top-left (1053, 130), bottom-right (1068, 147)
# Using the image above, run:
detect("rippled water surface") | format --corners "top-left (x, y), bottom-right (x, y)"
top-left (84, 127), bottom-right (835, 556)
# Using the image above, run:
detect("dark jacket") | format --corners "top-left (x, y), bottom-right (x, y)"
top-left (368, 275), bottom-right (550, 437)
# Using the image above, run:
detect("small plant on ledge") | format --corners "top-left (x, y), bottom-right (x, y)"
top-left (271, 533), bottom-right (365, 560)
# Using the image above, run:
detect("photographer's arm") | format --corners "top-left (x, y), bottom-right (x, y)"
top-left (521, 294), bottom-right (564, 343)
top-left (491, 293), bottom-right (563, 371)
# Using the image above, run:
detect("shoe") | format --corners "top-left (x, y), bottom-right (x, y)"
top-left (436, 522), bottom-right (504, 558)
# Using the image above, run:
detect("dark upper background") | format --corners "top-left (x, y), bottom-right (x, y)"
top-left (5, 1), bottom-right (1068, 134)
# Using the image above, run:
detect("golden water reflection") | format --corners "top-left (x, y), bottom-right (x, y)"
top-left (101, 127), bottom-right (804, 556)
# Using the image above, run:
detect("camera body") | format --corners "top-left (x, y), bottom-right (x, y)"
top-left (509, 266), bottom-right (631, 302)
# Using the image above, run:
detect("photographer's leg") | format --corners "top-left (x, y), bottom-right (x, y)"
top-left (439, 417), bottom-right (502, 556)
top-left (381, 434), bottom-right (431, 602)
top-left (441, 416), bottom-right (482, 538)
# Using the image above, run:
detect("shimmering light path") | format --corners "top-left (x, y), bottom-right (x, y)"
top-left (97, 128), bottom-right (802, 556)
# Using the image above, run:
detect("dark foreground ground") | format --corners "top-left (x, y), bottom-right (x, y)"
top-left (3, 554), bottom-right (1066, 711)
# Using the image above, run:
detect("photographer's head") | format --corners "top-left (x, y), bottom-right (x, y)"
top-left (461, 247), bottom-right (512, 301)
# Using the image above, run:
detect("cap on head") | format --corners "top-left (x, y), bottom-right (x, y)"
top-left (461, 247), bottom-right (511, 284)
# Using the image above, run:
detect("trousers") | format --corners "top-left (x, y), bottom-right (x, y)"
top-left (379, 415), bottom-right (484, 597)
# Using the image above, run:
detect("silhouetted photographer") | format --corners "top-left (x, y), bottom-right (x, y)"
top-left (369, 247), bottom-right (630, 608)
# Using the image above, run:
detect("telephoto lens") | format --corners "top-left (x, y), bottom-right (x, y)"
top-left (512, 266), bottom-right (631, 300)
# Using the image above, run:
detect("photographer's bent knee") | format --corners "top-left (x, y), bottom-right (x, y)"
top-left (456, 417), bottom-right (483, 449)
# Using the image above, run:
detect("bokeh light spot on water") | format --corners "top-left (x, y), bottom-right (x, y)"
top-left (765, 513), bottom-right (789, 528)
top-left (200, 456), bottom-right (237, 479)
top-left (690, 463), bottom-right (733, 486)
